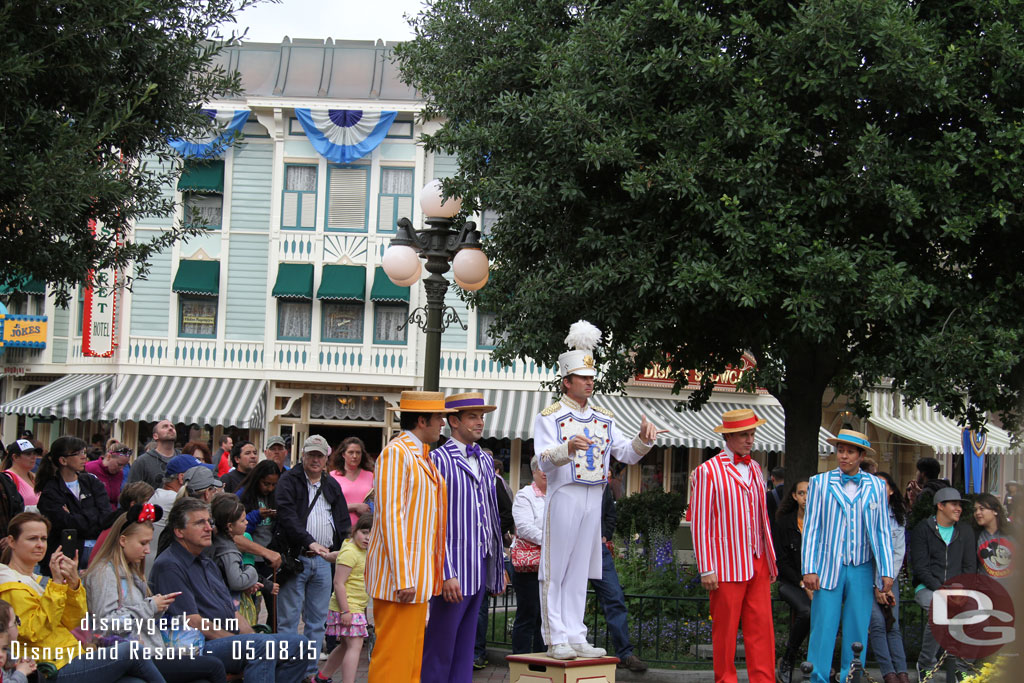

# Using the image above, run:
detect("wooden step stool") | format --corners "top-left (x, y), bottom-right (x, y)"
top-left (506, 653), bottom-right (620, 683)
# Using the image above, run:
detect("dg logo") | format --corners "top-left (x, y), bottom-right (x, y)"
top-left (929, 573), bottom-right (1015, 659)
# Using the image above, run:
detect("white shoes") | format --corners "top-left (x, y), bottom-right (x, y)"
top-left (548, 643), bottom-right (577, 660)
top-left (570, 642), bottom-right (606, 657)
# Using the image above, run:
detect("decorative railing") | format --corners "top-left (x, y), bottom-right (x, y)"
top-left (484, 588), bottom-right (926, 667)
top-left (273, 342), bottom-right (412, 376)
top-left (124, 337), bottom-right (264, 370)
top-left (40, 336), bottom-right (554, 384)
top-left (438, 350), bottom-right (557, 383)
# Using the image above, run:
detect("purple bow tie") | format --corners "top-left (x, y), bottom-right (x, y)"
top-left (466, 443), bottom-right (482, 458)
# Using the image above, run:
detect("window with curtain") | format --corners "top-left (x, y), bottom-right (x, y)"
top-left (322, 302), bottom-right (364, 342)
top-left (480, 209), bottom-right (500, 237)
top-left (377, 167), bottom-right (414, 232)
top-left (277, 300), bottom-right (312, 340)
top-left (476, 310), bottom-right (502, 348)
top-left (282, 165), bottom-right (317, 230)
top-left (184, 194), bottom-right (223, 229)
top-left (179, 296), bottom-right (218, 338)
top-left (374, 304), bottom-right (408, 344)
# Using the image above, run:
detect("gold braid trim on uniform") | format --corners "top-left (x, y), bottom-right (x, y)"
top-left (541, 402), bottom-right (562, 416)
top-left (592, 404), bottom-right (614, 418)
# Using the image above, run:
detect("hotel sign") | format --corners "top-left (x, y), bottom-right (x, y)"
top-left (82, 220), bottom-right (120, 357)
top-left (0, 314), bottom-right (48, 349)
top-left (634, 353), bottom-right (765, 393)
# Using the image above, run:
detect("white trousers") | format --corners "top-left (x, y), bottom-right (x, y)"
top-left (540, 483), bottom-right (604, 646)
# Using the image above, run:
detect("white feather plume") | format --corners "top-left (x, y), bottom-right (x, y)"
top-left (564, 320), bottom-right (602, 351)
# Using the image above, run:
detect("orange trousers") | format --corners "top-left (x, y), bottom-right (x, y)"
top-left (708, 552), bottom-right (776, 683)
top-left (367, 598), bottom-right (428, 683)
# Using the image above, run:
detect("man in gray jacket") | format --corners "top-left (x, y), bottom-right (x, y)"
top-left (909, 487), bottom-right (977, 679)
top-left (126, 420), bottom-right (180, 488)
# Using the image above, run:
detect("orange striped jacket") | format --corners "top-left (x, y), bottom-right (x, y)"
top-left (366, 431), bottom-right (448, 603)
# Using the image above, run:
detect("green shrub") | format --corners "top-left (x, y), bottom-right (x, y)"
top-left (616, 490), bottom-right (685, 546)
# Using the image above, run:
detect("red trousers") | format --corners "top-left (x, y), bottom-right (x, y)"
top-left (709, 552), bottom-right (775, 683)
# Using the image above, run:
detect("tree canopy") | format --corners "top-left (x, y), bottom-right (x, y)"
top-left (0, 0), bottom-right (259, 305)
top-left (397, 0), bottom-right (1024, 478)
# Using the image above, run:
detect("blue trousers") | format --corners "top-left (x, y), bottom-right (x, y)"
top-left (474, 588), bottom-right (489, 660)
top-left (808, 562), bottom-right (874, 683)
top-left (590, 544), bottom-right (634, 659)
top-left (204, 632), bottom-right (310, 683)
top-left (276, 554), bottom-right (333, 676)
top-left (867, 585), bottom-right (907, 676)
top-left (421, 588), bottom-right (485, 683)
top-left (46, 641), bottom-right (164, 682)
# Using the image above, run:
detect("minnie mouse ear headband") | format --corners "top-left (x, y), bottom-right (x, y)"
top-left (125, 502), bottom-right (163, 528)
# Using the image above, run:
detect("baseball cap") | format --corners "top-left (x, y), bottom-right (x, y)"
top-left (183, 465), bottom-right (224, 492)
top-left (934, 488), bottom-right (969, 505)
top-left (7, 439), bottom-right (40, 456)
top-left (167, 454), bottom-right (207, 477)
top-left (266, 436), bottom-right (287, 449)
top-left (303, 435), bottom-right (330, 456)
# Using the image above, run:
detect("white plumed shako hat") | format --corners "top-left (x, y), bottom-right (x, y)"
top-left (558, 320), bottom-right (601, 378)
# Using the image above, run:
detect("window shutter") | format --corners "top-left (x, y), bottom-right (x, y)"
top-left (396, 196), bottom-right (413, 225)
top-left (282, 192), bottom-right (299, 228)
top-left (328, 168), bottom-right (368, 230)
top-left (378, 195), bottom-right (395, 231)
top-left (300, 193), bottom-right (316, 228)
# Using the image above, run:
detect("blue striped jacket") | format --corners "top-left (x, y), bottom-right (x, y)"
top-left (801, 469), bottom-right (894, 591)
top-left (431, 439), bottom-right (506, 595)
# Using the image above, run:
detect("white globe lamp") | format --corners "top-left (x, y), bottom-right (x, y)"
top-left (420, 179), bottom-right (462, 218)
top-left (381, 244), bottom-right (422, 287)
top-left (452, 247), bottom-right (489, 291)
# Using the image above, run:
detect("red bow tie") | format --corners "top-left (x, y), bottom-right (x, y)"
top-left (733, 454), bottom-right (751, 466)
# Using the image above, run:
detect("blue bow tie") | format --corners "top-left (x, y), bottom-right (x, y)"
top-left (466, 443), bottom-right (481, 458)
top-left (841, 472), bottom-right (863, 486)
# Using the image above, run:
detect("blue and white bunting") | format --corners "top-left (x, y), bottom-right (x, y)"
top-left (168, 109), bottom-right (250, 159)
top-left (294, 109), bottom-right (398, 164)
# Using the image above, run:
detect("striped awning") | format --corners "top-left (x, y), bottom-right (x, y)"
top-left (646, 400), bottom-right (834, 453)
top-left (447, 389), bottom-right (831, 452)
top-left (101, 375), bottom-right (266, 428)
top-left (867, 390), bottom-right (1014, 455)
top-left (0, 374), bottom-right (114, 420)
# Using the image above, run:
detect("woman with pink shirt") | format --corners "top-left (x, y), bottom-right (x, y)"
top-left (83, 442), bottom-right (131, 510)
top-left (329, 437), bottom-right (374, 527)
top-left (2, 439), bottom-right (40, 508)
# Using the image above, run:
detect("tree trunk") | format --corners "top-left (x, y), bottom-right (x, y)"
top-left (775, 344), bottom-right (836, 484)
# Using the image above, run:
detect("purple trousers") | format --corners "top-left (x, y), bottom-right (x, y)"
top-left (421, 588), bottom-right (486, 683)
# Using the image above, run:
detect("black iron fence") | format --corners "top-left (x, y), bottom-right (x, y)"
top-left (484, 588), bottom-right (926, 668)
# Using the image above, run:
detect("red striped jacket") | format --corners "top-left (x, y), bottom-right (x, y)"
top-left (689, 452), bottom-right (777, 582)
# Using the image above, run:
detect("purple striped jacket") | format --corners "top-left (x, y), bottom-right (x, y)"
top-left (431, 439), bottom-right (506, 595)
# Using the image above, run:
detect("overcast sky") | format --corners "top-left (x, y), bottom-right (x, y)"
top-left (225, 0), bottom-right (426, 44)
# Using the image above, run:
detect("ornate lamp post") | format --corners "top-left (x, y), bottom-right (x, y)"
top-left (381, 180), bottom-right (489, 392)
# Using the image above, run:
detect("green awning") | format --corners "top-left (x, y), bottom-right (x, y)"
top-left (317, 265), bottom-right (366, 301)
top-left (0, 277), bottom-right (46, 295)
top-left (172, 260), bottom-right (220, 295)
top-left (370, 266), bottom-right (410, 303)
top-left (272, 263), bottom-right (314, 300)
top-left (177, 160), bottom-right (225, 193)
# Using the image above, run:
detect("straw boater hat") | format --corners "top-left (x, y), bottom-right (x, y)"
top-left (398, 390), bottom-right (458, 413)
top-left (826, 428), bottom-right (876, 457)
top-left (558, 320), bottom-right (601, 378)
top-left (713, 408), bottom-right (767, 434)
top-left (445, 392), bottom-right (497, 414)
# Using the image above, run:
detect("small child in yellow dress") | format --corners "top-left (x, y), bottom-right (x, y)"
top-left (314, 513), bottom-right (372, 683)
